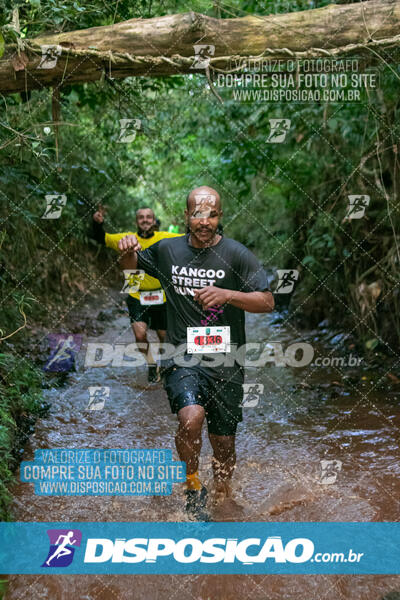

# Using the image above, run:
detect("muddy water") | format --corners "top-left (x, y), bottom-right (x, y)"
top-left (6, 297), bottom-right (400, 600)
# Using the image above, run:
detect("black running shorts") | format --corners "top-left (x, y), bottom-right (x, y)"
top-left (162, 366), bottom-right (243, 436)
top-left (126, 295), bottom-right (167, 330)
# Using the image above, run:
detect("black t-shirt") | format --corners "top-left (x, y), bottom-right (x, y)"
top-left (137, 234), bottom-right (269, 382)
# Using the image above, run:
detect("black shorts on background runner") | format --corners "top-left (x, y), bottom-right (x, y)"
top-left (162, 366), bottom-right (243, 436)
top-left (126, 296), bottom-right (167, 330)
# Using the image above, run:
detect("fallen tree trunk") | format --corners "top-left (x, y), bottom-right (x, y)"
top-left (1, 0), bottom-right (400, 94)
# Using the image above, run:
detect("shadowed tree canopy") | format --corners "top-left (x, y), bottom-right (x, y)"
top-left (1, 0), bottom-right (400, 94)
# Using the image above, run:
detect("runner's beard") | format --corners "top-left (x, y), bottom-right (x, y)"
top-left (137, 226), bottom-right (154, 238)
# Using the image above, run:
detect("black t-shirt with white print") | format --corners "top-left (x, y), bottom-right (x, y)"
top-left (136, 233), bottom-right (269, 383)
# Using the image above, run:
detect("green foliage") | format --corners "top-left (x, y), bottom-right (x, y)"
top-left (1, 61), bottom-right (399, 347)
top-left (0, 353), bottom-right (48, 520)
top-left (0, 0), bottom-right (399, 352)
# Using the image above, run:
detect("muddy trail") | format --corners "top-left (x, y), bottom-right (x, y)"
top-left (5, 290), bottom-right (400, 600)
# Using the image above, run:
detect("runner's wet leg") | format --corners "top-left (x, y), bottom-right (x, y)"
top-left (132, 321), bottom-right (158, 382)
top-left (153, 330), bottom-right (166, 380)
top-left (132, 320), bottom-right (151, 359)
top-left (176, 405), bottom-right (205, 476)
top-left (208, 433), bottom-right (236, 501)
top-left (176, 405), bottom-right (209, 520)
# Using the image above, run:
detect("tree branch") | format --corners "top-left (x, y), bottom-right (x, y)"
top-left (0, 1), bottom-right (399, 94)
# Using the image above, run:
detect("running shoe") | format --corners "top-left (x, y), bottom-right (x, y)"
top-left (148, 365), bottom-right (160, 383)
top-left (185, 485), bottom-right (210, 521)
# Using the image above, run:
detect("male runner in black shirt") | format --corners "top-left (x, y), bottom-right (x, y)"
top-left (118, 186), bottom-right (274, 520)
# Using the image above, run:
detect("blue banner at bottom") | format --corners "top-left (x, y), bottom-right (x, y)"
top-left (0, 522), bottom-right (398, 574)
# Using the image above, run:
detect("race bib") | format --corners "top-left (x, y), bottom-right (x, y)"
top-left (139, 290), bottom-right (164, 305)
top-left (187, 326), bottom-right (230, 353)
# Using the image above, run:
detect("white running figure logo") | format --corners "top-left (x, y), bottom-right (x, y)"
top-left (45, 335), bottom-right (76, 370)
top-left (46, 531), bottom-right (77, 565)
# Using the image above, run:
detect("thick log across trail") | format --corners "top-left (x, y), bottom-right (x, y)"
top-left (1, 0), bottom-right (400, 94)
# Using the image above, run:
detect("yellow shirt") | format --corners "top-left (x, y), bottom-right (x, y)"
top-left (105, 230), bottom-right (182, 301)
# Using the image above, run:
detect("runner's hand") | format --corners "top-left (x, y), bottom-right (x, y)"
top-left (118, 234), bottom-right (142, 253)
top-left (93, 211), bottom-right (104, 224)
top-left (194, 286), bottom-right (230, 310)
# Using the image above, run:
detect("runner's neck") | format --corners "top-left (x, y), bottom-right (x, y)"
top-left (137, 230), bottom-right (155, 239)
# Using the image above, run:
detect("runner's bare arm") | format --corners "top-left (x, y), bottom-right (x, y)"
top-left (194, 286), bottom-right (274, 312)
top-left (117, 234), bottom-right (142, 270)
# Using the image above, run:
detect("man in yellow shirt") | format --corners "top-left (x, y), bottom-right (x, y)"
top-left (91, 206), bottom-right (181, 382)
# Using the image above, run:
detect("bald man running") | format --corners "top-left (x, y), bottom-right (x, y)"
top-left (118, 187), bottom-right (274, 520)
